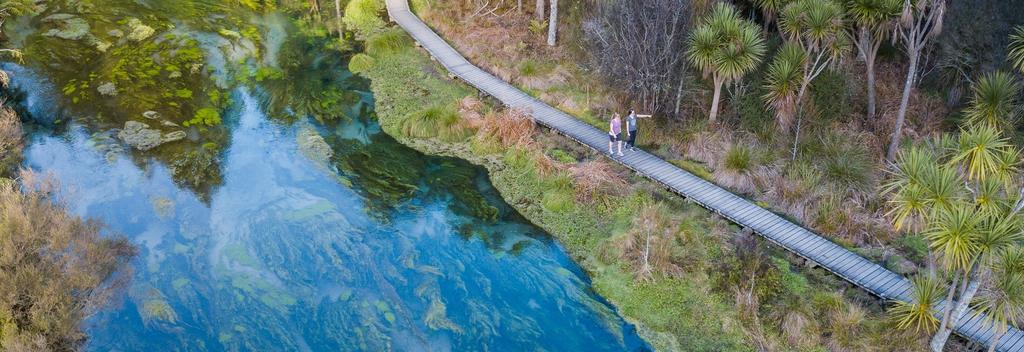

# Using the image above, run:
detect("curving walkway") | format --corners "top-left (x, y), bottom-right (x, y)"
top-left (383, 0), bottom-right (1024, 350)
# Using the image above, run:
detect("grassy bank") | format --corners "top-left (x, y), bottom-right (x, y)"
top-left (343, 1), bottom-right (924, 350)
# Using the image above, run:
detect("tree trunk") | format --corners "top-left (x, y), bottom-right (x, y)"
top-left (709, 76), bottom-right (724, 123)
top-left (931, 278), bottom-right (980, 351)
top-left (790, 83), bottom-right (811, 160)
top-left (334, 0), bottom-right (343, 40)
top-left (866, 51), bottom-right (877, 121)
top-left (887, 51), bottom-right (918, 161)
top-left (547, 0), bottom-right (558, 46)
top-left (674, 77), bottom-right (685, 119)
top-left (536, 0), bottom-right (545, 21)
top-left (518, 0), bottom-right (522, 13)
top-left (936, 271), bottom-right (962, 340)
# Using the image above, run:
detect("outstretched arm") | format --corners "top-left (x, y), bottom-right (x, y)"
top-left (637, 114), bottom-right (652, 118)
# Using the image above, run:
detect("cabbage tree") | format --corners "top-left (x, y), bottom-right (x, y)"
top-left (845, 0), bottom-right (901, 120)
top-left (686, 3), bottom-right (767, 124)
top-left (763, 0), bottom-right (850, 159)
top-left (885, 126), bottom-right (1024, 352)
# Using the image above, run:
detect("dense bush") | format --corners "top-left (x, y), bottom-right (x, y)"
top-left (0, 173), bottom-right (136, 351)
top-left (343, 0), bottom-right (387, 40)
top-left (0, 105), bottom-right (21, 177)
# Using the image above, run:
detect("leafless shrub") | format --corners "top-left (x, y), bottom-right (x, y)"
top-left (584, 0), bottom-right (692, 118)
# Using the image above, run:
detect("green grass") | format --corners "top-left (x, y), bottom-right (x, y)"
top-left (594, 271), bottom-right (752, 352)
top-left (348, 53), bottom-right (376, 74)
top-left (518, 59), bottom-right (540, 77)
top-left (724, 145), bottom-right (754, 173)
top-left (671, 159), bottom-right (714, 180)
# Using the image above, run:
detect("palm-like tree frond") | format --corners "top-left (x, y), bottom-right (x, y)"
top-left (687, 2), bottom-right (767, 122)
top-left (1009, 26), bottom-right (1024, 74)
top-left (763, 44), bottom-right (805, 129)
top-left (890, 275), bottom-right (944, 333)
top-left (715, 25), bottom-right (768, 81)
top-left (780, 0), bottom-right (850, 57)
top-left (964, 71), bottom-right (1021, 130)
top-left (974, 247), bottom-right (1024, 336)
top-left (687, 26), bottom-right (719, 78)
top-left (951, 125), bottom-right (1013, 182)
top-left (846, 0), bottom-right (902, 27)
top-left (752, 0), bottom-right (792, 23)
top-left (926, 203), bottom-right (981, 271)
top-left (974, 176), bottom-right (1009, 219)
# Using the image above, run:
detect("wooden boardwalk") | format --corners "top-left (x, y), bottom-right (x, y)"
top-left (383, 0), bottom-right (1024, 350)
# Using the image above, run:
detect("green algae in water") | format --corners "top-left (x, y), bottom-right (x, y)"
top-left (283, 200), bottom-right (336, 221)
top-left (223, 243), bottom-right (260, 268)
top-left (171, 278), bottom-right (190, 291)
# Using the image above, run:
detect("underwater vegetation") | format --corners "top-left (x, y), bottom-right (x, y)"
top-left (7, 0), bottom-right (368, 201)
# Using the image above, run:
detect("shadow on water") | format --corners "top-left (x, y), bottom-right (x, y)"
top-left (10, 2), bottom-right (652, 351)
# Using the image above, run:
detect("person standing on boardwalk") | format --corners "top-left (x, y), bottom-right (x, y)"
top-left (625, 109), bottom-right (651, 151)
top-left (609, 113), bottom-right (623, 156)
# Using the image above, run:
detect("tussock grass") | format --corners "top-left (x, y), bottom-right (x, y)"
top-left (365, 28), bottom-right (413, 57)
top-left (475, 108), bottom-right (535, 149)
top-left (400, 104), bottom-right (473, 142)
top-left (569, 160), bottom-right (627, 203)
top-left (348, 53), bottom-right (376, 74)
top-left (723, 145), bottom-right (754, 173)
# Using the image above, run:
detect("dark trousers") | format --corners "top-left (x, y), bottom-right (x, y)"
top-left (626, 130), bottom-right (638, 147)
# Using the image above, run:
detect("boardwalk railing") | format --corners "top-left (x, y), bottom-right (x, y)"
top-left (382, 0), bottom-right (1024, 350)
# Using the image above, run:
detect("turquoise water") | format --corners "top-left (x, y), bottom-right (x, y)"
top-left (19, 75), bottom-right (649, 350)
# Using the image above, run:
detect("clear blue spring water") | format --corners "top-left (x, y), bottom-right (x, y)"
top-left (20, 77), bottom-right (650, 350)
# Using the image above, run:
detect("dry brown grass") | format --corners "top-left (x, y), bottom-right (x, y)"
top-left (568, 160), bottom-right (627, 203)
top-left (0, 171), bottom-right (136, 351)
top-left (872, 62), bottom-right (948, 143)
top-left (475, 108), bottom-right (536, 148)
top-left (684, 130), bottom-right (733, 165)
top-left (782, 310), bottom-right (820, 349)
top-left (457, 96), bottom-right (484, 121)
